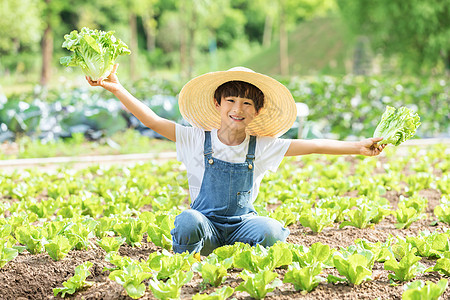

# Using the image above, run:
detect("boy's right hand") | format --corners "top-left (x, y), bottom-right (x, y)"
top-left (86, 63), bottom-right (122, 93)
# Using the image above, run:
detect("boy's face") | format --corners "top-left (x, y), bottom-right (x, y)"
top-left (215, 96), bottom-right (259, 131)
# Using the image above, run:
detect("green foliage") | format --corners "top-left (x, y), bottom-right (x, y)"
top-left (394, 203), bottom-right (424, 229)
top-left (60, 27), bottom-right (131, 81)
top-left (53, 261), bottom-right (93, 297)
top-left (192, 286), bottom-right (234, 300)
top-left (431, 252), bottom-right (450, 276)
top-left (109, 261), bottom-right (152, 299)
top-left (147, 214), bottom-right (174, 250)
top-left (15, 225), bottom-right (45, 254)
top-left (373, 106), bottom-right (421, 146)
top-left (339, 204), bottom-right (374, 229)
top-left (384, 251), bottom-right (425, 282)
top-left (406, 231), bottom-right (450, 259)
top-left (192, 255), bottom-right (230, 287)
top-left (149, 270), bottom-right (193, 300)
top-left (289, 242), bottom-right (332, 267)
top-left (233, 243), bottom-right (292, 272)
top-left (113, 218), bottom-right (147, 247)
top-left (148, 251), bottom-right (196, 281)
top-left (328, 251), bottom-right (373, 285)
top-left (97, 236), bottom-right (126, 253)
top-left (283, 262), bottom-right (325, 292)
top-left (235, 269), bottom-right (282, 299)
top-left (0, 238), bottom-right (18, 268)
top-left (45, 235), bottom-right (72, 261)
top-left (338, 0), bottom-right (450, 72)
top-left (402, 279), bottom-right (448, 300)
top-left (298, 208), bottom-right (336, 233)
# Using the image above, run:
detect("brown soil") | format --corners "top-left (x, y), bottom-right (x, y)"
top-left (1, 157), bottom-right (449, 300)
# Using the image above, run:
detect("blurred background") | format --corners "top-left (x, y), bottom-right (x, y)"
top-left (0, 0), bottom-right (448, 159)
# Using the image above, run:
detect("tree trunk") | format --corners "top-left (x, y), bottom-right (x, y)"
top-left (129, 13), bottom-right (138, 80)
top-left (40, 0), bottom-right (53, 87)
top-left (187, 6), bottom-right (197, 78)
top-left (40, 23), bottom-right (53, 86)
top-left (179, 0), bottom-right (187, 79)
top-left (263, 14), bottom-right (273, 47)
top-left (279, 0), bottom-right (289, 76)
top-left (142, 11), bottom-right (156, 51)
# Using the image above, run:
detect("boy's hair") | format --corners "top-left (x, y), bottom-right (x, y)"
top-left (214, 81), bottom-right (264, 112)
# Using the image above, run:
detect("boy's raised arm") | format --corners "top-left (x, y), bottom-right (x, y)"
top-left (285, 137), bottom-right (386, 157)
top-left (86, 64), bottom-right (176, 142)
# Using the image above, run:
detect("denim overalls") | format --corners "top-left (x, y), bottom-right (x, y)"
top-left (171, 131), bottom-right (289, 255)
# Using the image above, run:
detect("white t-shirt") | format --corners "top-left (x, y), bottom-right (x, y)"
top-left (175, 124), bottom-right (291, 203)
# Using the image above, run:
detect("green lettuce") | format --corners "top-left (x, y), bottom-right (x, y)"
top-left (373, 106), bottom-right (420, 146)
top-left (60, 27), bottom-right (130, 81)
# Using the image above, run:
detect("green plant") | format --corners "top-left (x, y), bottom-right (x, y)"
top-left (384, 251), bottom-right (426, 282)
top-left (60, 27), bottom-right (130, 81)
top-left (147, 214), bottom-right (174, 250)
top-left (192, 286), bottom-right (234, 300)
top-left (149, 270), bottom-right (193, 300)
top-left (394, 203), bottom-right (424, 229)
top-left (373, 106), bottom-right (421, 146)
top-left (45, 235), bottom-right (73, 261)
top-left (97, 236), bottom-right (126, 253)
top-left (402, 279), bottom-right (448, 300)
top-left (109, 261), bottom-right (152, 299)
top-left (283, 262), bottom-right (325, 292)
top-left (53, 261), bottom-right (94, 297)
top-left (235, 269), bottom-right (282, 299)
top-left (233, 243), bottom-right (292, 272)
top-left (113, 218), bottom-right (146, 247)
top-left (15, 225), bottom-right (44, 254)
top-left (298, 208), bottom-right (336, 233)
top-left (328, 251), bottom-right (373, 285)
top-left (339, 204), bottom-right (374, 229)
top-left (0, 238), bottom-right (18, 268)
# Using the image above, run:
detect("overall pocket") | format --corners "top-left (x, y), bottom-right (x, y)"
top-left (236, 191), bottom-right (251, 208)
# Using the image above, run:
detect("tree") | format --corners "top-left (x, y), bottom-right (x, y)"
top-left (0, 0), bottom-right (43, 54)
top-left (337, 0), bottom-right (450, 73)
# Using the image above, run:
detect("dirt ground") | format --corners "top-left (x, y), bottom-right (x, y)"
top-left (0, 156), bottom-right (449, 300)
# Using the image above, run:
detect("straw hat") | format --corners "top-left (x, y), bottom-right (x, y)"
top-left (178, 67), bottom-right (296, 137)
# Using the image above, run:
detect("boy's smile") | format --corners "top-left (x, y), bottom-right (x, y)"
top-left (215, 96), bottom-right (259, 144)
top-left (216, 96), bottom-right (258, 127)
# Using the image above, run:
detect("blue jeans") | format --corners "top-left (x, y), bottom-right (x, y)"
top-left (171, 209), bottom-right (289, 255)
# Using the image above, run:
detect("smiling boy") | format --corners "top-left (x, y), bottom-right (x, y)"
top-left (87, 65), bottom-right (385, 255)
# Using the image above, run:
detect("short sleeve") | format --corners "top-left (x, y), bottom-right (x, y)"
top-left (175, 124), bottom-right (204, 163)
top-left (255, 137), bottom-right (291, 173)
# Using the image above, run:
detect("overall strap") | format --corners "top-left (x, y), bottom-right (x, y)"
top-left (203, 131), bottom-right (213, 156)
top-left (245, 136), bottom-right (257, 167)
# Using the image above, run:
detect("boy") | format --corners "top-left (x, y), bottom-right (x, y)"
top-left (87, 65), bottom-right (385, 255)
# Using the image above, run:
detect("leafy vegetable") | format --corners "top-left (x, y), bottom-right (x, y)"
top-left (328, 251), bottom-right (373, 285)
top-left (283, 262), bottom-right (325, 292)
top-left (192, 286), bottom-right (234, 300)
top-left (0, 238), bottom-right (18, 268)
top-left (45, 235), bottom-right (72, 261)
top-left (235, 269), bottom-right (282, 299)
top-left (109, 261), bottom-right (152, 299)
top-left (60, 27), bottom-right (131, 81)
top-left (149, 270), bottom-right (193, 300)
top-left (298, 208), bottom-right (336, 233)
top-left (402, 279), bottom-right (448, 300)
top-left (373, 106), bottom-right (420, 146)
top-left (97, 236), bottom-right (126, 253)
top-left (53, 261), bottom-right (93, 297)
top-left (384, 251), bottom-right (426, 282)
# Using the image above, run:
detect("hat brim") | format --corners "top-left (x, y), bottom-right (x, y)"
top-left (178, 69), bottom-right (296, 137)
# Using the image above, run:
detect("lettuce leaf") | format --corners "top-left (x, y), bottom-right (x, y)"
top-left (373, 106), bottom-right (420, 146)
top-left (60, 27), bottom-right (130, 81)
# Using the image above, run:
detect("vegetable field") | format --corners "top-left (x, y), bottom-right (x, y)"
top-left (0, 143), bottom-right (449, 299)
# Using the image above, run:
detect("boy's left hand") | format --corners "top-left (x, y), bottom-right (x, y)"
top-left (360, 137), bottom-right (386, 156)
